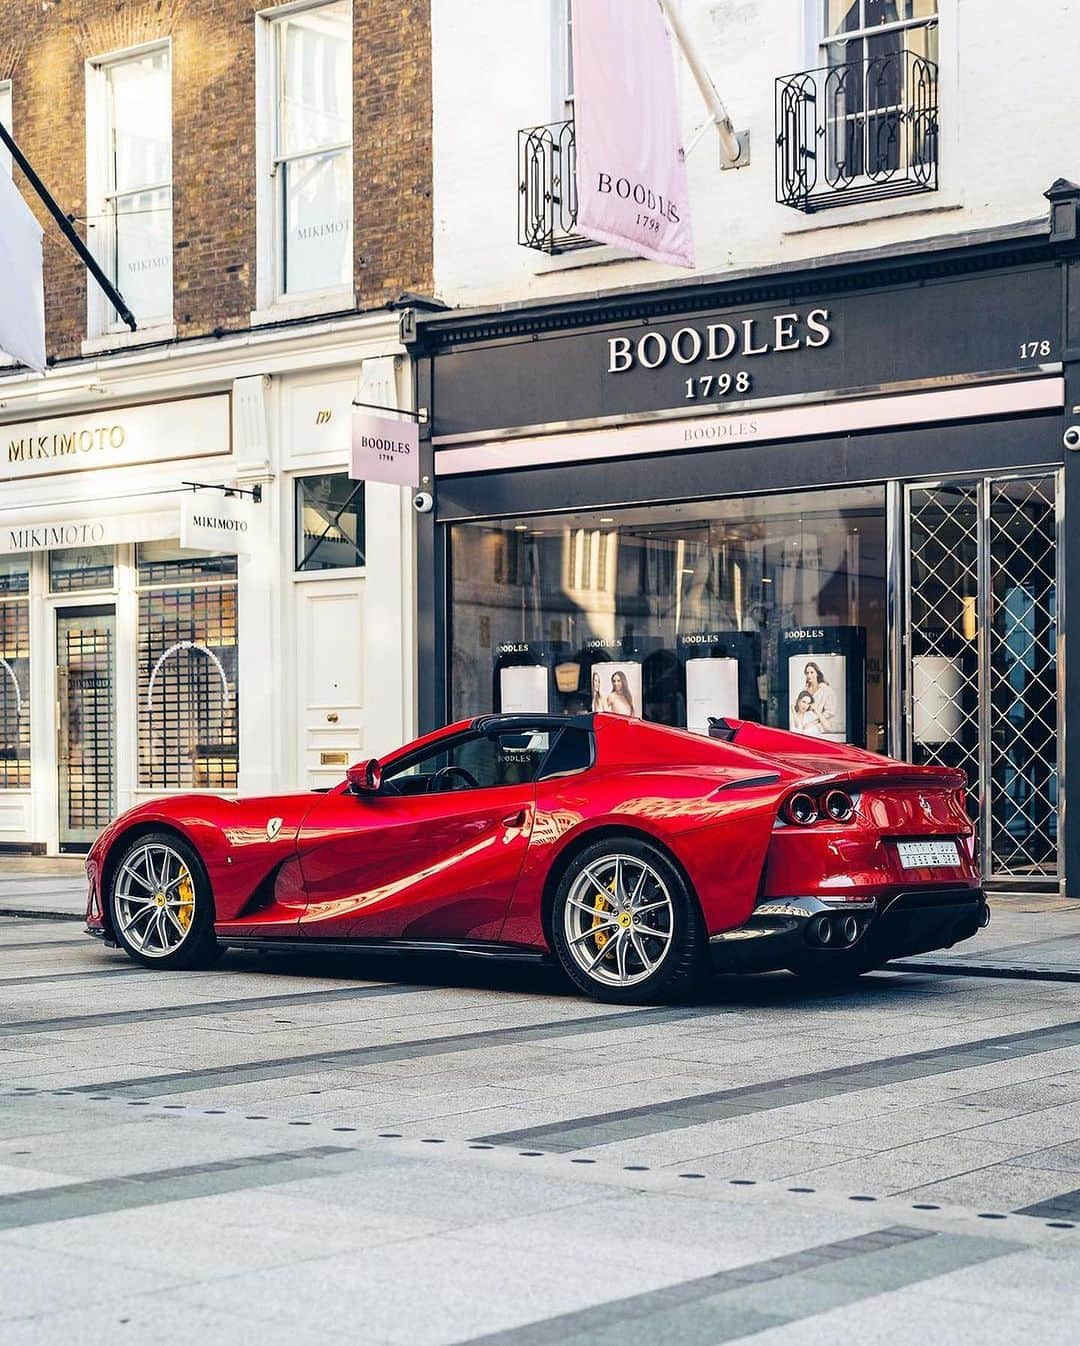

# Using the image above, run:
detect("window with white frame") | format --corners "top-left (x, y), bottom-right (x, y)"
top-left (88, 46), bottom-right (172, 330)
top-left (821, 1), bottom-right (938, 67)
top-left (0, 80), bottom-right (12, 175)
top-left (819, 1), bottom-right (938, 181)
top-left (270, 0), bottom-right (353, 299)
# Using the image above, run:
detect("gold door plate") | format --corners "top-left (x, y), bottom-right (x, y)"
top-left (320, 750), bottom-right (350, 767)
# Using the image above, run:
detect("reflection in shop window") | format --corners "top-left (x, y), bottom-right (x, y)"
top-left (450, 487), bottom-right (889, 752)
top-left (136, 543), bottom-right (238, 791)
top-left (295, 474), bottom-right (365, 571)
top-left (0, 556), bottom-right (30, 788)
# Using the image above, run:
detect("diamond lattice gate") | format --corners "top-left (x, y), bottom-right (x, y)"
top-left (904, 474), bottom-right (1062, 886)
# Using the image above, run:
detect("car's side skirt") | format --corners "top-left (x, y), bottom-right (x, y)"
top-left (219, 936), bottom-right (549, 963)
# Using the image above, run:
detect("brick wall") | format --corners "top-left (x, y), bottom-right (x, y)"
top-left (0, 0), bottom-right (433, 365)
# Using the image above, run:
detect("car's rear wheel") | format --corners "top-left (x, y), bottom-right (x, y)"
top-left (551, 837), bottom-right (705, 1003)
top-left (109, 832), bottom-right (220, 970)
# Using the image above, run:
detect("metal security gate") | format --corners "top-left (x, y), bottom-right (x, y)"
top-left (57, 607), bottom-right (117, 853)
top-left (904, 473), bottom-right (1062, 886)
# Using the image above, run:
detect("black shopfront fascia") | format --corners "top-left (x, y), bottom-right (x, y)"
top-left (410, 205), bottom-right (1080, 893)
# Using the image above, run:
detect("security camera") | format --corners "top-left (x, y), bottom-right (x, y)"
top-left (1064, 426), bottom-right (1080, 451)
top-left (413, 491), bottom-right (435, 514)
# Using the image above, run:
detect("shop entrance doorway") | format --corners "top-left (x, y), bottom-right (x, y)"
top-left (904, 473), bottom-right (1061, 888)
top-left (56, 606), bottom-right (117, 853)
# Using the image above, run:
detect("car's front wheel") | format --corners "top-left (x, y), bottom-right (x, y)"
top-left (551, 837), bottom-right (705, 1003)
top-left (109, 832), bottom-right (220, 970)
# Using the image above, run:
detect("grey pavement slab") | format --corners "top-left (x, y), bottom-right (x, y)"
top-left (3, 912), bottom-right (1080, 1345)
top-left (896, 902), bottom-right (1080, 980)
top-left (0, 879), bottom-right (87, 920)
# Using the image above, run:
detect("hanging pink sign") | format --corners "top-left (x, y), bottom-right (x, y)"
top-left (571, 0), bottom-right (695, 268)
top-left (350, 411), bottom-right (420, 487)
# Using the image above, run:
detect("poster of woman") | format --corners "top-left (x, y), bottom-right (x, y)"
top-left (592, 663), bottom-right (641, 717)
top-left (788, 655), bottom-right (847, 742)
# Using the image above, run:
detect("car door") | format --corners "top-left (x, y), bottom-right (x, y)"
top-left (295, 727), bottom-right (547, 943)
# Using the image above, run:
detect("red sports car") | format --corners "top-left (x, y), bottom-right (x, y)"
top-left (85, 713), bottom-right (986, 1002)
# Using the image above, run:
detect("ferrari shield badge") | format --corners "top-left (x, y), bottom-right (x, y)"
top-left (266, 817), bottom-right (283, 841)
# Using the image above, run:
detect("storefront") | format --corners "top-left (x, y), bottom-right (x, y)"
top-left (0, 315), bottom-right (416, 853)
top-left (413, 212), bottom-right (1080, 896)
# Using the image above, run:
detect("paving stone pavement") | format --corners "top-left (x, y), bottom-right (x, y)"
top-left (3, 911), bottom-right (1080, 1343)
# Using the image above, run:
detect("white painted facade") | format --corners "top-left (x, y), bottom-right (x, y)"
top-left (431, 0), bottom-right (1080, 306)
top-left (0, 318), bottom-right (416, 853)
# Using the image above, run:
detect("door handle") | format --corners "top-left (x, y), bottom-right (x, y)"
top-left (502, 809), bottom-right (528, 828)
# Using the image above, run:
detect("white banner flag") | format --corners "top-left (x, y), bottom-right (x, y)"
top-left (571, 0), bottom-right (694, 268)
top-left (0, 168), bottom-right (45, 372)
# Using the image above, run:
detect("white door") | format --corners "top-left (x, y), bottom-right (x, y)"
top-left (296, 580), bottom-right (365, 789)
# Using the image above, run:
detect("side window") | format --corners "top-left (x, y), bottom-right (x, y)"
top-left (382, 731), bottom-right (553, 795)
top-left (538, 728), bottom-right (593, 780)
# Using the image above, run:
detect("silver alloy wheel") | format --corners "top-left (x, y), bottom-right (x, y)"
top-left (113, 842), bottom-right (197, 959)
top-left (562, 853), bottom-right (675, 987)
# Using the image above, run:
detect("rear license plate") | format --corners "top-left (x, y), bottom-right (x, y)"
top-left (896, 839), bottom-right (961, 869)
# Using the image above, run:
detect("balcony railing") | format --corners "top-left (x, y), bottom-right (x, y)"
top-left (518, 119), bottom-right (591, 254)
top-left (776, 50), bottom-right (938, 213)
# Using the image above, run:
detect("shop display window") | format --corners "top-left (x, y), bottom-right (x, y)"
top-left (136, 543), bottom-right (238, 791)
top-left (49, 545), bottom-right (115, 593)
top-left (137, 540), bottom-right (238, 586)
top-left (0, 555), bottom-right (30, 788)
top-left (295, 474), bottom-right (365, 571)
top-left (450, 486), bottom-right (889, 751)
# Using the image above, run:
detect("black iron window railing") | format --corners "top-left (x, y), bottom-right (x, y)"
top-left (776, 49), bottom-right (938, 213)
top-left (518, 118), bottom-right (591, 254)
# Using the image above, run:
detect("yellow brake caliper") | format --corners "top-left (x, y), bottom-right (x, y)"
top-left (591, 876), bottom-right (618, 954)
top-left (176, 870), bottom-right (195, 932)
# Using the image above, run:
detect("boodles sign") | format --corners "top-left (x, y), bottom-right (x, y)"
top-left (350, 410), bottom-right (420, 488)
top-left (571, 0), bottom-right (695, 267)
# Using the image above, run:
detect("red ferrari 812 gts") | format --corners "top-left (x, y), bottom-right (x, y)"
top-left (85, 713), bottom-right (987, 1001)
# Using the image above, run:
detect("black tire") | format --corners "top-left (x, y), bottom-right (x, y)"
top-left (550, 836), bottom-right (706, 1004)
top-left (109, 831), bottom-right (221, 970)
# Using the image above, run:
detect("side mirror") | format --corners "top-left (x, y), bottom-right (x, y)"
top-left (346, 758), bottom-right (382, 794)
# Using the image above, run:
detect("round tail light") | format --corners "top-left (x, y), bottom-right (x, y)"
top-left (822, 789), bottom-right (855, 822)
top-left (785, 792), bottom-right (819, 826)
